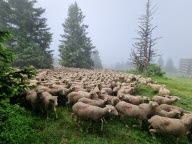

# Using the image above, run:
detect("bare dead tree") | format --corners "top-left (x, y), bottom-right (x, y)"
top-left (130, 0), bottom-right (161, 72)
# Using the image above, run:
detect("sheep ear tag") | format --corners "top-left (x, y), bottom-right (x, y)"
top-left (108, 109), bottom-right (111, 113)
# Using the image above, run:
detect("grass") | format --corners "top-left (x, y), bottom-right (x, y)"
top-left (23, 77), bottom-right (192, 144)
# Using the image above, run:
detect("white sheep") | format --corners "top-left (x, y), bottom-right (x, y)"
top-left (159, 85), bottom-right (170, 96)
top-left (72, 102), bottom-right (118, 131)
top-left (115, 101), bottom-right (158, 128)
top-left (148, 114), bottom-right (192, 142)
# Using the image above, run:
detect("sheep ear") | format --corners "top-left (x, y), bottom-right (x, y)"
top-left (108, 109), bottom-right (111, 113)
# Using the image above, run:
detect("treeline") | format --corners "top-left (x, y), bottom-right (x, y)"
top-left (0, 0), bottom-right (102, 69)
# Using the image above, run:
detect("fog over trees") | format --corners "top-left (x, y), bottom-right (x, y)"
top-left (0, 0), bottom-right (53, 68)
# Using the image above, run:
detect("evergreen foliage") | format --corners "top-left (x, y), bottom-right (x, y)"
top-left (0, 31), bottom-right (36, 143)
top-left (59, 2), bottom-right (95, 69)
top-left (0, 0), bottom-right (53, 68)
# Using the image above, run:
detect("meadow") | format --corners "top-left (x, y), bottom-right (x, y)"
top-left (20, 76), bottom-right (192, 144)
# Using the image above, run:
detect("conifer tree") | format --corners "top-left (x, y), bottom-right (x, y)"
top-left (59, 2), bottom-right (94, 69)
top-left (0, 0), bottom-right (53, 68)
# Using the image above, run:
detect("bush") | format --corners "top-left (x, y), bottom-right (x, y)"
top-left (0, 31), bottom-right (36, 143)
top-left (145, 64), bottom-right (165, 77)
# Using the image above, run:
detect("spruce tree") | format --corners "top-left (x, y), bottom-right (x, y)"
top-left (59, 2), bottom-right (94, 69)
top-left (0, 0), bottom-right (53, 68)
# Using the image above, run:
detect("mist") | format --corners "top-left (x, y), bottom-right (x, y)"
top-left (36, 0), bottom-right (192, 68)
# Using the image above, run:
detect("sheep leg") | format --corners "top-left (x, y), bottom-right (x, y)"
top-left (54, 107), bottom-right (58, 119)
top-left (71, 113), bottom-right (75, 122)
top-left (101, 118), bottom-right (104, 131)
top-left (77, 120), bottom-right (84, 132)
top-left (86, 121), bottom-right (92, 133)
top-left (148, 124), bottom-right (152, 129)
top-left (46, 111), bottom-right (49, 120)
top-left (119, 113), bottom-right (129, 128)
top-left (133, 119), bottom-right (142, 129)
top-left (149, 129), bottom-right (157, 139)
top-left (103, 118), bottom-right (107, 124)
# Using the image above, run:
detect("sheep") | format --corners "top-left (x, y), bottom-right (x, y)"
top-left (67, 91), bottom-right (98, 106)
top-left (159, 85), bottom-right (170, 96)
top-left (26, 91), bottom-right (58, 119)
top-left (152, 96), bottom-right (179, 105)
top-left (160, 104), bottom-right (191, 115)
top-left (48, 87), bottom-right (75, 105)
top-left (138, 78), bottom-right (147, 85)
top-left (111, 97), bottom-right (120, 106)
top-left (36, 85), bottom-right (50, 93)
top-left (147, 83), bottom-right (161, 91)
top-left (112, 85), bottom-right (121, 95)
top-left (101, 88), bottom-right (113, 95)
top-left (115, 101), bottom-right (159, 128)
top-left (149, 108), bottom-right (181, 118)
top-left (146, 77), bottom-right (152, 84)
top-left (72, 102), bottom-right (118, 131)
top-left (37, 92), bottom-right (58, 119)
top-left (118, 94), bottom-right (150, 105)
top-left (78, 97), bottom-right (111, 108)
top-left (148, 114), bottom-right (192, 142)
top-left (26, 90), bottom-right (40, 111)
top-left (117, 87), bottom-right (135, 95)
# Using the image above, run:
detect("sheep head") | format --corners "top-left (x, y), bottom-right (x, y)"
top-left (106, 105), bottom-right (118, 116)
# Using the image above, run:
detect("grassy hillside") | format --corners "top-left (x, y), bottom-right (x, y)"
top-left (23, 77), bottom-right (192, 144)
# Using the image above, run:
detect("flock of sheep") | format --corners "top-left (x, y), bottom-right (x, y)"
top-left (24, 67), bottom-right (192, 142)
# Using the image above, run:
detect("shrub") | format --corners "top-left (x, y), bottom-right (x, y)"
top-left (0, 31), bottom-right (36, 143)
top-left (145, 64), bottom-right (165, 77)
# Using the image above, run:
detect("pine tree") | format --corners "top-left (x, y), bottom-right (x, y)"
top-left (0, 0), bottom-right (53, 68)
top-left (59, 2), bottom-right (94, 69)
top-left (91, 50), bottom-right (102, 69)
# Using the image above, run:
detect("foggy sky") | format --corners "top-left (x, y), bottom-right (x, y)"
top-left (36, 0), bottom-right (192, 67)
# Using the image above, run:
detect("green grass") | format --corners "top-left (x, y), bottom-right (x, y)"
top-left (23, 77), bottom-right (192, 144)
